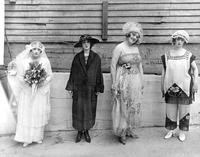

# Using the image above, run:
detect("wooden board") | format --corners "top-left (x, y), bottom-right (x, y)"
top-left (5, 0), bottom-right (200, 5)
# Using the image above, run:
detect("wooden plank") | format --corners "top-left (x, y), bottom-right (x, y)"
top-left (5, 17), bottom-right (101, 24)
top-left (109, 17), bottom-right (200, 23)
top-left (6, 3), bottom-right (200, 11)
top-left (5, 17), bottom-right (200, 25)
top-left (5, 0), bottom-right (104, 4)
top-left (5, 24), bottom-right (102, 30)
top-left (5, 24), bottom-right (101, 30)
top-left (6, 35), bottom-right (200, 43)
top-left (5, 0), bottom-right (200, 4)
top-left (109, 4), bottom-right (200, 10)
top-left (5, 11), bottom-right (101, 17)
top-left (109, 0), bottom-right (200, 4)
top-left (6, 10), bottom-right (200, 18)
top-left (109, 23), bottom-right (200, 30)
top-left (109, 10), bottom-right (200, 16)
top-left (6, 30), bottom-right (102, 36)
top-left (5, 4), bottom-right (101, 11)
top-left (6, 23), bottom-right (200, 30)
top-left (109, 30), bottom-right (200, 36)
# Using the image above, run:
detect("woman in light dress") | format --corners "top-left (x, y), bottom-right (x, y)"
top-left (8, 41), bottom-right (53, 147)
top-left (161, 30), bottom-right (198, 142)
top-left (111, 22), bottom-right (144, 145)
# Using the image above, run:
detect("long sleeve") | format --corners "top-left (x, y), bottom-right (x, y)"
top-left (96, 57), bottom-right (104, 93)
top-left (110, 45), bottom-right (121, 89)
top-left (42, 58), bottom-right (53, 85)
top-left (65, 57), bottom-right (76, 91)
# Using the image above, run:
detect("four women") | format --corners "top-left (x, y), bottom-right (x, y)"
top-left (5, 23), bottom-right (198, 147)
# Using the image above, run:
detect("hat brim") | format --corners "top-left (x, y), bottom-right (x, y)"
top-left (74, 37), bottom-right (99, 48)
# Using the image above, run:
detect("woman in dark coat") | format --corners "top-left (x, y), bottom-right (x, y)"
top-left (66, 34), bottom-right (104, 143)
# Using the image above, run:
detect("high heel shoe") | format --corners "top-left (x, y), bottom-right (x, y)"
top-left (118, 136), bottom-right (126, 145)
top-left (164, 130), bottom-right (176, 139)
top-left (126, 130), bottom-right (139, 139)
top-left (37, 140), bottom-right (43, 144)
top-left (178, 132), bottom-right (186, 142)
top-left (23, 142), bottom-right (30, 147)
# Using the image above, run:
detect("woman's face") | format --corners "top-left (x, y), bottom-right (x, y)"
top-left (30, 48), bottom-right (42, 59)
top-left (174, 37), bottom-right (185, 48)
top-left (126, 31), bottom-right (140, 45)
top-left (82, 40), bottom-right (91, 51)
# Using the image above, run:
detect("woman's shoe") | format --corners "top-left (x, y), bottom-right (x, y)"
top-left (118, 136), bottom-right (126, 145)
top-left (75, 131), bottom-right (83, 143)
top-left (126, 130), bottom-right (139, 139)
top-left (22, 142), bottom-right (30, 147)
top-left (84, 130), bottom-right (91, 143)
top-left (164, 130), bottom-right (176, 139)
top-left (37, 140), bottom-right (43, 144)
top-left (178, 132), bottom-right (186, 142)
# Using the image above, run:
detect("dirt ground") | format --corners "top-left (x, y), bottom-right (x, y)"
top-left (1, 126), bottom-right (200, 157)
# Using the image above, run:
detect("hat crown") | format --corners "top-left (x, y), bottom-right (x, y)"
top-left (74, 34), bottom-right (99, 47)
top-left (171, 30), bottom-right (189, 43)
top-left (80, 34), bottom-right (92, 42)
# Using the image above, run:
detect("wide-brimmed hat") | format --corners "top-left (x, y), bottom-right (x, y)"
top-left (171, 30), bottom-right (189, 43)
top-left (74, 34), bottom-right (99, 48)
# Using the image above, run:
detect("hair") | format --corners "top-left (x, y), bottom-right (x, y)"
top-left (122, 22), bottom-right (143, 44)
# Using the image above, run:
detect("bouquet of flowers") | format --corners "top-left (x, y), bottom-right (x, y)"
top-left (24, 61), bottom-right (47, 94)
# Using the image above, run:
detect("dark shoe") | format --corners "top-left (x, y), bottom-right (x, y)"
top-left (75, 131), bottom-right (83, 143)
top-left (126, 129), bottom-right (139, 139)
top-left (118, 136), bottom-right (126, 145)
top-left (84, 130), bottom-right (91, 143)
top-left (127, 132), bottom-right (139, 139)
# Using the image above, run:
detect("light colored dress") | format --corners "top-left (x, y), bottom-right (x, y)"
top-left (11, 57), bottom-right (52, 143)
top-left (111, 41), bottom-right (143, 137)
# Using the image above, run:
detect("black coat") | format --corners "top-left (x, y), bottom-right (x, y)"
top-left (66, 50), bottom-right (104, 130)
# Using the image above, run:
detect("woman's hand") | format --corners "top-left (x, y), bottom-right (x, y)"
top-left (68, 91), bottom-right (73, 96)
top-left (193, 81), bottom-right (198, 93)
top-left (111, 84), bottom-right (116, 94)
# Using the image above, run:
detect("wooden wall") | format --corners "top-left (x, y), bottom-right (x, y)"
top-left (4, 0), bottom-right (200, 74)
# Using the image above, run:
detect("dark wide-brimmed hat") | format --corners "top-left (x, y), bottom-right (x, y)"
top-left (74, 34), bottom-right (100, 48)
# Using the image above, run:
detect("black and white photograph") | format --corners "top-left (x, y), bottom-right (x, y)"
top-left (1, 0), bottom-right (200, 156)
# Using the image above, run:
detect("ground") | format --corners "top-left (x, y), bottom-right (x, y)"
top-left (1, 126), bottom-right (200, 157)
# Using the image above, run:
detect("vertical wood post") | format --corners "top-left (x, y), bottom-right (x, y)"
top-left (102, 1), bottom-right (108, 41)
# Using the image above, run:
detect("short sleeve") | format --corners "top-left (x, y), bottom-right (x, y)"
top-left (190, 55), bottom-right (196, 64)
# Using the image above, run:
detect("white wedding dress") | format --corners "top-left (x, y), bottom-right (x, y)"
top-left (0, 80), bottom-right (16, 134)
